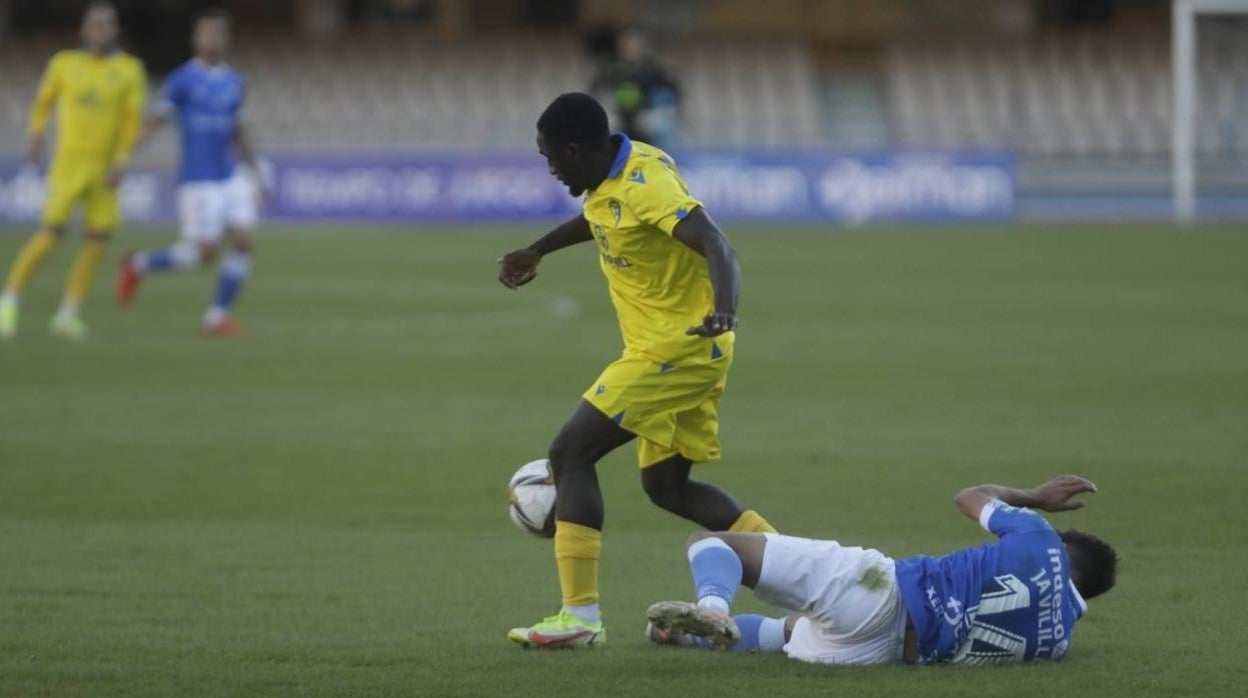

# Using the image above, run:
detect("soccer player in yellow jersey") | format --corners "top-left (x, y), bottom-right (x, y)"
top-left (0, 1), bottom-right (146, 341)
top-left (500, 93), bottom-right (778, 648)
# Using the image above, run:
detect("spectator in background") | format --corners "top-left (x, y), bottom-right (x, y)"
top-left (590, 29), bottom-right (681, 150)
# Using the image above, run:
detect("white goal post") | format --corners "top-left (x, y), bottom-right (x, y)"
top-left (1172, 0), bottom-right (1248, 223)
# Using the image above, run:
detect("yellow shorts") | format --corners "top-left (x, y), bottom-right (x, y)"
top-left (42, 154), bottom-right (119, 231)
top-left (583, 342), bottom-right (733, 468)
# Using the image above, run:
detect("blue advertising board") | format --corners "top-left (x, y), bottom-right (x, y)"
top-left (0, 149), bottom-right (1016, 225)
top-left (0, 164), bottom-right (174, 224)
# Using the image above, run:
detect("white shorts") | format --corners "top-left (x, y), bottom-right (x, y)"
top-left (754, 534), bottom-right (907, 665)
top-left (177, 171), bottom-right (258, 243)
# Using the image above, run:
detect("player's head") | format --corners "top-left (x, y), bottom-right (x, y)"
top-left (536, 93), bottom-right (612, 197)
top-left (81, 1), bottom-right (119, 53)
top-left (618, 29), bottom-right (647, 63)
top-left (1060, 529), bottom-right (1118, 600)
top-left (193, 8), bottom-right (232, 62)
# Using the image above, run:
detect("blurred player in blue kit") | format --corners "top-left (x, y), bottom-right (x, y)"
top-left (647, 475), bottom-right (1117, 665)
top-left (117, 8), bottom-right (270, 336)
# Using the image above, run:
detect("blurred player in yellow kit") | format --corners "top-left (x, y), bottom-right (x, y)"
top-left (0, 2), bottom-right (146, 341)
top-left (498, 93), bottom-right (778, 648)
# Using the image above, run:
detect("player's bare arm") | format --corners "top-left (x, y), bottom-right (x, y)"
top-left (233, 121), bottom-right (271, 207)
top-left (955, 475), bottom-right (1098, 522)
top-left (25, 132), bottom-right (46, 165)
top-left (136, 112), bottom-right (170, 148)
top-left (672, 207), bottom-right (740, 337)
top-left (26, 57), bottom-right (59, 165)
top-left (107, 69), bottom-right (145, 188)
top-left (497, 215), bottom-right (592, 289)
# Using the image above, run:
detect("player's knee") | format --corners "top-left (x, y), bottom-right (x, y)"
top-left (547, 434), bottom-right (590, 480)
top-left (42, 224), bottom-right (67, 238)
top-left (198, 243), bottom-right (219, 265)
top-left (84, 230), bottom-right (110, 243)
top-left (642, 477), bottom-right (685, 513)
top-left (229, 231), bottom-right (252, 253)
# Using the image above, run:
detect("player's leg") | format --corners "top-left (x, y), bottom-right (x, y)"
top-left (118, 183), bottom-right (220, 305)
top-left (638, 376), bottom-right (777, 533)
top-left (646, 533), bottom-right (837, 652)
top-left (1, 158), bottom-right (81, 339)
top-left (51, 226), bottom-right (108, 342)
top-left (200, 226), bottom-right (251, 335)
top-left (2, 223), bottom-right (64, 296)
top-left (647, 532), bottom-right (778, 651)
top-left (507, 400), bottom-right (634, 649)
top-left (652, 532), bottom-right (905, 664)
top-left (1, 224), bottom-right (63, 340)
top-left (649, 612), bottom-right (797, 653)
top-left (640, 454), bottom-right (776, 532)
top-left (202, 173), bottom-right (256, 334)
top-left (119, 239), bottom-right (207, 305)
top-left (647, 533), bottom-right (807, 654)
top-left (51, 168), bottom-right (118, 340)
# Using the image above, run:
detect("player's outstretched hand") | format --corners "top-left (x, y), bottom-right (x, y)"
top-left (1030, 475), bottom-right (1097, 512)
top-left (498, 248), bottom-right (541, 289)
top-left (687, 312), bottom-right (737, 337)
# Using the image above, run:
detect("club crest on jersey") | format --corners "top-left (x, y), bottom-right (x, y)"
top-left (77, 87), bottom-right (101, 108)
top-left (609, 200), bottom-right (621, 226)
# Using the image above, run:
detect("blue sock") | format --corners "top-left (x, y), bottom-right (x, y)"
top-left (210, 251), bottom-right (250, 314)
top-left (689, 615), bottom-right (787, 653)
top-left (731, 614), bottom-right (787, 652)
top-left (732, 614), bottom-right (766, 652)
top-left (144, 248), bottom-right (175, 270)
top-left (688, 537), bottom-right (742, 612)
top-left (137, 241), bottom-right (198, 272)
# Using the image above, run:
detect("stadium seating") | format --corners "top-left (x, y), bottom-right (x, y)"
top-left (665, 39), bottom-right (823, 147)
top-left (3, 29), bottom-right (1244, 158)
top-left (0, 32), bottom-right (823, 153)
top-left (886, 30), bottom-right (1248, 158)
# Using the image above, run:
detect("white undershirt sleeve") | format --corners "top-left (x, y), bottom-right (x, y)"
top-left (978, 498), bottom-right (1003, 532)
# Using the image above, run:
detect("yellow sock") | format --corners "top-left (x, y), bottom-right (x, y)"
top-left (63, 238), bottom-right (107, 308)
top-left (554, 520), bottom-right (601, 607)
top-left (4, 229), bottom-right (58, 294)
top-left (729, 509), bottom-right (778, 534)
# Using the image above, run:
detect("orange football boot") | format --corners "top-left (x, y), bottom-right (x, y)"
top-left (116, 252), bottom-right (142, 306)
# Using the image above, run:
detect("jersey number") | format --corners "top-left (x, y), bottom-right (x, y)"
top-left (952, 575), bottom-right (1029, 665)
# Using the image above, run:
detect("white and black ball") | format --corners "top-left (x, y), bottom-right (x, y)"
top-left (508, 459), bottom-right (556, 537)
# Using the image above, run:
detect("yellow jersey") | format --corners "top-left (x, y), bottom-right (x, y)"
top-left (582, 135), bottom-right (733, 363)
top-left (28, 49), bottom-right (147, 165)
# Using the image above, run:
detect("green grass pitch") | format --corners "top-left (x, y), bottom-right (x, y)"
top-left (1, 223), bottom-right (1246, 697)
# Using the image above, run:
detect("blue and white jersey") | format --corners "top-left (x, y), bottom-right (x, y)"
top-left (158, 59), bottom-right (245, 183)
top-left (894, 500), bottom-right (1088, 664)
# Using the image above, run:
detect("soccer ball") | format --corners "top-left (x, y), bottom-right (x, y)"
top-left (508, 459), bottom-right (556, 538)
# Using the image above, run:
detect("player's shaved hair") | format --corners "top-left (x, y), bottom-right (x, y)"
top-left (1060, 529), bottom-right (1118, 599)
top-left (537, 93), bottom-right (610, 149)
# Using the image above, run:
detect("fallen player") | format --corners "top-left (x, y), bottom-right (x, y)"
top-left (647, 475), bottom-right (1117, 665)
